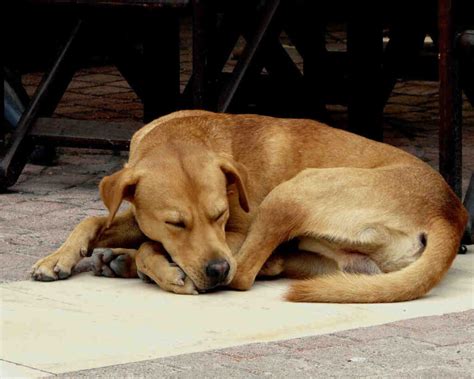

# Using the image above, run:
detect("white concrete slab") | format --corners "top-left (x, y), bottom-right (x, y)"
top-left (0, 360), bottom-right (51, 378)
top-left (1, 250), bottom-right (473, 375)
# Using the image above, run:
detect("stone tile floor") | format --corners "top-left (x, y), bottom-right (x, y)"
top-left (1, 22), bottom-right (473, 378)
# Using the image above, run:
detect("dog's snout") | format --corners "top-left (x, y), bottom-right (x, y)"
top-left (205, 259), bottom-right (230, 283)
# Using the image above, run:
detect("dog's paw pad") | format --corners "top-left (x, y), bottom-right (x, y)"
top-left (92, 249), bottom-right (136, 278)
top-left (110, 255), bottom-right (133, 278)
top-left (92, 249), bottom-right (116, 277)
top-left (93, 248), bottom-right (115, 263)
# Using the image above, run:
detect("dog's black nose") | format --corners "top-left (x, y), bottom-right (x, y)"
top-left (205, 259), bottom-right (230, 283)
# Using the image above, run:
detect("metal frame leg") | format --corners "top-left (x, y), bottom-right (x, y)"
top-left (0, 19), bottom-right (84, 189)
top-left (439, 0), bottom-right (462, 197)
top-left (217, 0), bottom-right (281, 112)
top-left (347, 9), bottom-right (384, 141)
top-left (192, 0), bottom-right (218, 109)
top-left (284, 0), bottom-right (328, 120)
top-left (143, 11), bottom-right (180, 122)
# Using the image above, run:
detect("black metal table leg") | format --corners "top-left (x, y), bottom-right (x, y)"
top-left (439, 0), bottom-right (463, 198)
top-left (192, 0), bottom-right (218, 109)
top-left (347, 8), bottom-right (384, 141)
top-left (109, 21), bottom-right (147, 103)
top-left (0, 19), bottom-right (84, 189)
top-left (184, 1), bottom-right (241, 108)
top-left (143, 11), bottom-right (180, 122)
top-left (283, 1), bottom-right (328, 120)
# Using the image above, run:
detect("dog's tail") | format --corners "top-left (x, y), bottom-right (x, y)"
top-left (286, 217), bottom-right (466, 303)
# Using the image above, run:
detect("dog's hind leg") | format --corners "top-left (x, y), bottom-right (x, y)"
top-left (298, 238), bottom-right (382, 275)
top-left (230, 166), bottom-right (427, 292)
top-left (258, 250), bottom-right (338, 278)
top-left (281, 251), bottom-right (339, 278)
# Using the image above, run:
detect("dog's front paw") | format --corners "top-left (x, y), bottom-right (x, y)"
top-left (157, 264), bottom-right (199, 295)
top-left (161, 273), bottom-right (198, 295)
top-left (228, 274), bottom-right (254, 291)
top-left (31, 251), bottom-right (78, 281)
top-left (138, 262), bottom-right (198, 295)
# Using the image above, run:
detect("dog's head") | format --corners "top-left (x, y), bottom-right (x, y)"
top-left (99, 146), bottom-right (249, 291)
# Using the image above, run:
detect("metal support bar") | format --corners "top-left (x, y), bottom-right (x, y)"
top-left (347, 8), bottom-right (384, 141)
top-left (143, 11), bottom-right (180, 122)
top-left (111, 32), bottom-right (147, 102)
top-left (284, 1), bottom-right (327, 119)
top-left (184, 2), bottom-right (241, 108)
top-left (0, 19), bottom-right (83, 189)
top-left (217, 0), bottom-right (281, 112)
top-left (192, 0), bottom-right (218, 109)
top-left (238, 9), bottom-right (301, 86)
top-left (439, 0), bottom-right (462, 197)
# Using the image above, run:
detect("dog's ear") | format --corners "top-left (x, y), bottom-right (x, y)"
top-left (99, 167), bottom-right (139, 227)
top-left (219, 157), bottom-right (250, 213)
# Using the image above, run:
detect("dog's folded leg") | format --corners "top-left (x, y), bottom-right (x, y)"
top-left (229, 184), bottom-right (305, 291)
top-left (32, 209), bottom-right (144, 281)
top-left (135, 242), bottom-right (198, 295)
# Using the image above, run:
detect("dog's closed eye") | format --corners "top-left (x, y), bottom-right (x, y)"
top-left (166, 220), bottom-right (186, 229)
top-left (213, 210), bottom-right (227, 222)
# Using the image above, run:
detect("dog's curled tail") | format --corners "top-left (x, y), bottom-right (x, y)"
top-left (286, 217), bottom-right (466, 303)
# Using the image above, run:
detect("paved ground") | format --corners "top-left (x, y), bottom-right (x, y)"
top-left (56, 311), bottom-right (473, 378)
top-left (1, 21), bottom-right (474, 378)
top-left (2, 257), bottom-right (472, 378)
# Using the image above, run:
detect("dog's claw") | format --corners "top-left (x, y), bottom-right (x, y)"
top-left (53, 265), bottom-right (71, 280)
top-left (170, 267), bottom-right (186, 286)
top-left (169, 276), bottom-right (199, 295)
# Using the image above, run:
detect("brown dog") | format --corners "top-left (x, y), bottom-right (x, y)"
top-left (31, 111), bottom-right (468, 302)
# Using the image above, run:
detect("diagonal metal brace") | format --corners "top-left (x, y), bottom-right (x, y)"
top-left (217, 0), bottom-right (281, 112)
top-left (0, 19), bottom-right (84, 190)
